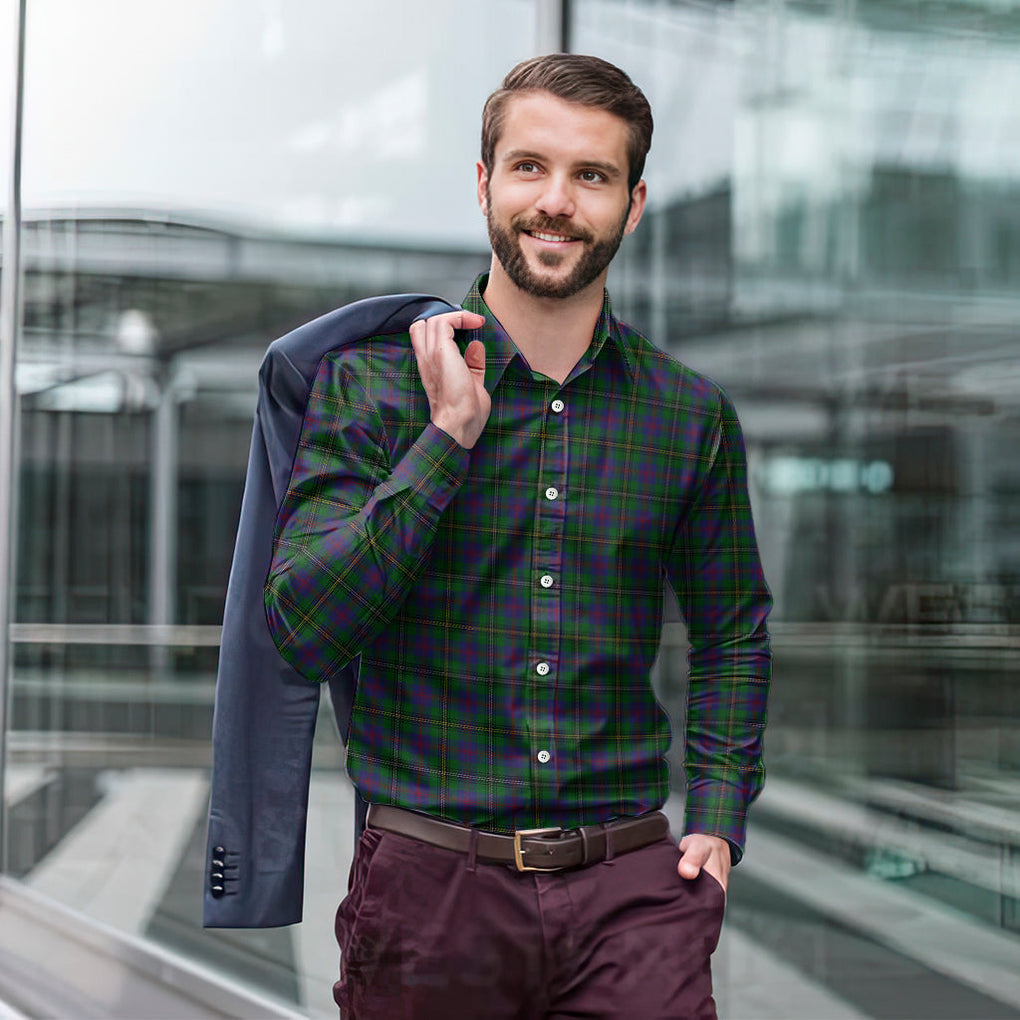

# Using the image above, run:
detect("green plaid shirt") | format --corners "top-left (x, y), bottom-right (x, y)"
top-left (266, 275), bottom-right (771, 859)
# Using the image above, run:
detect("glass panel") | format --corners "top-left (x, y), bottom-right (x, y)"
top-left (13, 1), bottom-right (536, 1014)
top-left (0, 0), bottom-right (20, 915)
top-left (20, 0), bottom-right (537, 246)
top-left (0, 0), bottom-right (13, 214)
top-left (574, 1), bottom-right (1020, 1017)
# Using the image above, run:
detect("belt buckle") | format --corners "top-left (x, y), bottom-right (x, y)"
top-left (513, 827), bottom-right (564, 872)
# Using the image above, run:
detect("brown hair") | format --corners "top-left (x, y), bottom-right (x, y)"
top-left (481, 54), bottom-right (653, 192)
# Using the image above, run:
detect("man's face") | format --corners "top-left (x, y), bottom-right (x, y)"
top-left (478, 91), bottom-right (646, 300)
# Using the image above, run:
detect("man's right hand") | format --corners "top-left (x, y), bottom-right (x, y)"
top-left (409, 310), bottom-right (489, 449)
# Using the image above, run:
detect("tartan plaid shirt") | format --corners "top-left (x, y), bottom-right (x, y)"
top-left (265, 275), bottom-right (771, 860)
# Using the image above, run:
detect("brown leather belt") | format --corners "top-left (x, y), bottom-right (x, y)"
top-left (366, 804), bottom-right (670, 872)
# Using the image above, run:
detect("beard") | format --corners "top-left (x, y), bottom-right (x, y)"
top-left (485, 185), bottom-right (629, 300)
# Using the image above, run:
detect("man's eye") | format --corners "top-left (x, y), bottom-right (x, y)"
top-left (580, 170), bottom-right (605, 183)
top-left (516, 162), bottom-right (539, 174)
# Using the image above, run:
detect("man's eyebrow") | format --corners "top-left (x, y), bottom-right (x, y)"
top-left (501, 149), bottom-right (624, 179)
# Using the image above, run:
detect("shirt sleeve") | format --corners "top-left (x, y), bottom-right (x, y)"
top-left (264, 351), bottom-right (469, 682)
top-left (665, 388), bottom-right (772, 864)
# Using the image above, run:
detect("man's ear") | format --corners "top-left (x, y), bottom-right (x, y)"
top-left (624, 179), bottom-right (647, 236)
top-left (477, 161), bottom-right (489, 214)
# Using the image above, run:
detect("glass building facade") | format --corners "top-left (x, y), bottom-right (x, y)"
top-left (1, 1), bottom-right (1019, 1016)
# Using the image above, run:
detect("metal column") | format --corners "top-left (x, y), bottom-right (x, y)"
top-left (0, 0), bottom-right (28, 873)
top-left (148, 364), bottom-right (178, 633)
top-left (535, 0), bottom-right (570, 53)
top-left (148, 363), bottom-right (179, 678)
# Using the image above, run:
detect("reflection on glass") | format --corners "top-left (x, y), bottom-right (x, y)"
top-left (577, 1), bottom-right (1020, 1017)
top-left (10, 1), bottom-right (534, 1015)
top-left (0, 0), bottom-right (14, 214)
top-left (20, 0), bottom-right (536, 245)
top-left (7, 0), bottom-right (1020, 1016)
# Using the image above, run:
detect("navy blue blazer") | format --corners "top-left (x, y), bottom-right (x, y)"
top-left (203, 293), bottom-right (458, 928)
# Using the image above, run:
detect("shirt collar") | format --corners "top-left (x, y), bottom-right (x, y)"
top-left (458, 274), bottom-right (637, 390)
top-left (458, 275), bottom-right (516, 394)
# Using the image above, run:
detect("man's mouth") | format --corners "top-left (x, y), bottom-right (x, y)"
top-left (524, 229), bottom-right (580, 243)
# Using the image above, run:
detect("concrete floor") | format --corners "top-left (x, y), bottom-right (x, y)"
top-left (7, 767), bottom-right (1020, 1019)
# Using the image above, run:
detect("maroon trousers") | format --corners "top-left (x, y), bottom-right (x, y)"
top-left (334, 824), bottom-right (726, 1019)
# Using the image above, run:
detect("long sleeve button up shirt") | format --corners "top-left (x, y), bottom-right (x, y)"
top-left (265, 275), bottom-right (772, 860)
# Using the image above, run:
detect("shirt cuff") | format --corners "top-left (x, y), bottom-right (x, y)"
top-left (377, 422), bottom-right (470, 514)
top-left (683, 779), bottom-right (750, 865)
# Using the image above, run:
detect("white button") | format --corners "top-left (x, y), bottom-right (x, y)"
top-left (545, 487), bottom-right (559, 501)
top-left (540, 574), bottom-right (554, 588)
top-left (536, 661), bottom-right (550, 676)
top-left (537, 749), bottom-right (551, 763)
top-left (551, 399), bottom-right (565, 413)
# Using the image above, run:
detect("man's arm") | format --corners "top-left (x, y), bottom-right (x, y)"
top-left (264, 310), bottom-right (486, 682)
top-left (665, 388), bottom-right (772, 881)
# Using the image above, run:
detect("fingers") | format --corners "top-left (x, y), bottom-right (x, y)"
top-left (408, 310), bottom-right (491, 450)
top-left (464, 339), bottom-right (486, 376)
top-left (677, 842), bottom-right (709, 880)
top-left (677, 833), bottom-right (731, 890)
top-left (413, 310), bottom-right (483, 330)
top-left (410, 310), bottom-right (485, 345)
top-left (410, 315), bottom-right (480, 380)
top-left (455, 310), bottom-right (486, 330)
top-left (410, 311), bottom-right (485, 377)
top-left (410, 311), bottom-right (486, 387)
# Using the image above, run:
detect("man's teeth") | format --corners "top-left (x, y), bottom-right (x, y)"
top-left (530, 231), bottom-right (574, 242)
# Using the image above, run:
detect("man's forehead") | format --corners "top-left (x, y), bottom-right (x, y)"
top-left (493, 91), bottom-right (630, 167)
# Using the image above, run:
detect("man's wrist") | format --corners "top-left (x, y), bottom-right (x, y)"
top-left (431, 414), bottom-right (477, 450)
top-left (683, 832), bottom-right (739, 865)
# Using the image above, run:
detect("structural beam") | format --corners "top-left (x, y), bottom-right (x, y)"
top-left (535, 0), bottom-right (570, 53)
top-left (0, 0), bottom-right (28, 875)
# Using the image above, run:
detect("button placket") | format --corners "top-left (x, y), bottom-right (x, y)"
top-left (528, 387), bottom-right (567, 794)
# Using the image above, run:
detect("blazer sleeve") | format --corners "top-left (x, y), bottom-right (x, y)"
top-left (203, 295), bottom-right (457, 928)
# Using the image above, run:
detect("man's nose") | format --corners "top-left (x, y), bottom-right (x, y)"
top-left (535, 174), bottom-right (575, 219)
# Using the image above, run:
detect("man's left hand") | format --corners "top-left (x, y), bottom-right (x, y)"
top-left (677, 833), bottom-right (731, 893)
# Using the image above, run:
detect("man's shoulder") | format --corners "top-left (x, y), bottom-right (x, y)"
top-left (319, 330), bottom-right (414, 371)
top-left (615, 318), bottom-right (731, 416)
top-left (303, 332), bottom-right (419, 417)
top-left (263, 292), bottom-right (457, 385)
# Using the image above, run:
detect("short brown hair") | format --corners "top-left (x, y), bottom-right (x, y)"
top-left (481, 54), bottom-right (653, 192)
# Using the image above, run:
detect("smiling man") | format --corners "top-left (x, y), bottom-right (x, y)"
top-left (265, 54), bottom-right (772, 1019)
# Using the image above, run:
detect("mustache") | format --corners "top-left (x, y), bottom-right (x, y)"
top-left (512, 216), bottom-right (593, 244)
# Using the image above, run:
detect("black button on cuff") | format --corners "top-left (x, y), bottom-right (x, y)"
top-left (209, 845), bottom-right (231, 897)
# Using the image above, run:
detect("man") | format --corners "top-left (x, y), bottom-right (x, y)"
top-left (265, 53), bottom-right (771, 1019)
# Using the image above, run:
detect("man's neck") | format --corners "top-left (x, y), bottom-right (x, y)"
top-left (481, 259), bottom-right (606, 385)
